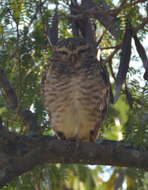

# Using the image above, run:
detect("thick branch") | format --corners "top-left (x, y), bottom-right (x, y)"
top-left (0, 134), bottom-right (148, 187)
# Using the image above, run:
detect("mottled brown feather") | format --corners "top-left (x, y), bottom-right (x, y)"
top-left (42, 38), bottom-right (110, 142)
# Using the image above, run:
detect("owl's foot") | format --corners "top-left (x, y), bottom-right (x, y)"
top-left (89, 130), bottom-right (97, 142)
top-left (56, 131), bottom-right (66, 140)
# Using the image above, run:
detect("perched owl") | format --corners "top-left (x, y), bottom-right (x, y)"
top-left (42, 38), bottom-right (110, 142)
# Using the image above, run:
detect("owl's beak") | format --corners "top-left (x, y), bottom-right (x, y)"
top-left (70, 55), bottom-right (77, 63)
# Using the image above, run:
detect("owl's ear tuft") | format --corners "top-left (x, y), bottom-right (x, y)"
top-left (48, 4), bottom-right (59, 46)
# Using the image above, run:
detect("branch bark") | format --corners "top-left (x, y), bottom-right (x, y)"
top-left (71, 0), bottom-right (147, 39)
top-left (0, 134), bottom-right (148, 187)
top-left (71, 0), bottom-right (120, 39)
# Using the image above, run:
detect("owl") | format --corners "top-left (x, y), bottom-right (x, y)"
top-left (42, 38), bottom-right (110, 142)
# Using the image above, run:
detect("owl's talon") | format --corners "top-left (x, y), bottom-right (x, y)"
top-left (56, 131), bottom-right (66, 140)
top-left (89, 130), bottom-right (96, 142)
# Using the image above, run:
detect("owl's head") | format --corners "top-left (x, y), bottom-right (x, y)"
top-left (52, 38), bottom-right (95, 63)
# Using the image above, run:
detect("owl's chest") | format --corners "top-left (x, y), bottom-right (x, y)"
top-left (44, 67), bottom-right (108, 139)
top-left (44, 67), bottom-right (106, 111)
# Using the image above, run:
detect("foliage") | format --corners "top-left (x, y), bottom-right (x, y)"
top-left (0, 0), bottom-right (148, 189)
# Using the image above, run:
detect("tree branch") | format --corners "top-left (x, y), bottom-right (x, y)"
top-left (133, 17), bottom-right (148, 33)
top-left (0, 134), bottom-right (148, 187)
top-left (24, 0), bottom-right (47, 35)
top-left (71, 0), bottom-right (120, 39)
top-left (0, 68), bottom-right (38, 134)
top-left (103, 45), bottom-right (121, 64)
top-left (113, 0), bottom-right (147, 16)
top-left (71, 0), bottom-right (147, 39)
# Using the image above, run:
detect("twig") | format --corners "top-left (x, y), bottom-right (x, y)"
top-left (96, 32), bottom-right (105, 46)
top-left (103, 45), bottom-right (121, 64)
top-left (24, 0), bottom-right (47, 35)
top-left (102, 17), bottom-right (147, 64)
top-left (71, 7), bottom-right (110, 19)
top-left (100, 45), bottom-right (120, 50)
top-left (108, 60), bottom-right (116, 81)
top-left (114, 169), bottom-right (126, 190)
top-left (0, 68), bottom-right (18, 110)
top-left (133, 17), bottom-right (148, 33)
top-left (113, 0), bottom-right (147, 16)
top-left (125, 83), bottom-right (133, 108)
top-left (0, 68), bottom-right (38, 134)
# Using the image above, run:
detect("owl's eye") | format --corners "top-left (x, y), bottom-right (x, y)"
top-left (78, 49), bottom-right (88, 54)
top-left (58, 51), bottom-right (68, 55)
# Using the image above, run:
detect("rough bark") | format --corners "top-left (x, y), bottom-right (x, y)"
top-left (0, 134), bottom-right (148, 187)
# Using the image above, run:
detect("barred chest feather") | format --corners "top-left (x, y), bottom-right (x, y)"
top-left (43, 63), bottom-right (109, 141)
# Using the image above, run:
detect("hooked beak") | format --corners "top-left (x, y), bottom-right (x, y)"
top-left (70, 54), bottom-right (77, 63)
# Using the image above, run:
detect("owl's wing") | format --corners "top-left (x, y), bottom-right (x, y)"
top-left (41, 60), bottom-right (53, 97)
top-left (99, 61), bottom-right (114, 104)
top-left (88, 60), bottom-right (111, 141)
top-left (41, 67), bottom-right (47, 97)
top-left (41, 60), bottom-right (54, 121)
top-left (94, 60), bottom-right (111, 125)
